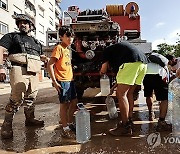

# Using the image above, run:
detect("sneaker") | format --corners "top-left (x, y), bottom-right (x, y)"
top-left (61, 129), bottom-right (76, 139)
top-left (109, 122), bottom-right (132, 136)
top-left (156, 120), bottom-right (172, 132)
top-left (69, 123), bottom-right (76, 132)
top-left (149, 111), bottom-right (155, 121)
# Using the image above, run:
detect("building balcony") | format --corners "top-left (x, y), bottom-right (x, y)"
top-left (25, 0), bottom-right (36, 17)
top-left (55, 4), bottom-right (61, 14)
top-left (55, 16), bottom-right (60, 25)
top-left (26, 0), bottom-right (35, 5)
top-left (38, 0), bottom-right (45, 10)
top-left (56, 0), bottom-right (62, 3)
top-left (25, 7), bottom-right (36, 18)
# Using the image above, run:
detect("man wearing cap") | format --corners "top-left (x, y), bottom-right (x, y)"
top-left (0, 14), bottom-right (49, 139)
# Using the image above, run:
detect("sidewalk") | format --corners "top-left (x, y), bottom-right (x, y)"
top-left (0, 78), bottom-right (52, 95)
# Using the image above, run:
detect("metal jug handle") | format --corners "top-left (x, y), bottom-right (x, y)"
top-left (77, 103), bottom-right (85, 109)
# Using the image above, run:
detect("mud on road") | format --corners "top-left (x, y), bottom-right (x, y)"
top-left (0, 86), bottom-right (180, 154)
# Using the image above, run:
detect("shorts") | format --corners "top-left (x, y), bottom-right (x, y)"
top-left (57, 81), bottom-right (77, 103)
top-left (116, 62), bottom-right (147, 85)
top-left (143, 74), bottom-right (168, 101)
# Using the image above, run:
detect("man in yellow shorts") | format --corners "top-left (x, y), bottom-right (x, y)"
top-left (100, 41), bottom-right (148, 136)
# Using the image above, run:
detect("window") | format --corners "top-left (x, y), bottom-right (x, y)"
top-left (40, 40), bottom-right (44, 44)
top-left (39, 7), bottom-right (44, 17)
top-left (0, 0), bottom-right (8, 10)
top-left (0, 21), bottom-right (8, 34)
top-left (49, 2), bottom-right (53, 12)
top-left (49, 16), bottom-right (53, 26)
top-left (25, 0), bottom-right (36, 14)
top-left (13, 5), bottom-right (22, 15)
top-left (55, 11), bottom-right (59, 18)
top-left (39, 23), bottom-right (44, 34)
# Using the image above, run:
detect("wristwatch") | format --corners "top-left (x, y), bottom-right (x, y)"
top-left (0, 64), bottom-right (4, 69)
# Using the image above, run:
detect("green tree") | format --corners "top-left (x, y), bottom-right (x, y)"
top-left (155, 33), bottom-right (180, 57)
top-left (174, 43), bottom-right (180, 57)
top-left (174, 33), bottom-right (180, 57)
top-left (156, 43), bottom-right (174, 56)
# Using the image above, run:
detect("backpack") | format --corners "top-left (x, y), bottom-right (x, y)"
top-left (148, 53), bottom-right (168, 67)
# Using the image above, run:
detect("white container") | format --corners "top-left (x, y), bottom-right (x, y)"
top-left (105, 96), bottom-right (118, 119)
top-left (169, 78), bottom-right (180, 137)
top-left (166, 90), bottom-right (173, 124)
top-left (76, 103), bottom-right (91, 143)
top-left (100, 74), bottom-right (110, 96)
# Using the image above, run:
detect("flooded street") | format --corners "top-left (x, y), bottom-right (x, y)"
top-left (0, 81), bottom-right (179, 153)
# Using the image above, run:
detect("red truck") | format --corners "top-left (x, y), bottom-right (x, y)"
top-left (44, 2), bottom-right (151, 98)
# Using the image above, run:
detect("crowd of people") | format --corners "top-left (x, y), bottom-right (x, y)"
top-left (0, 14), bottom-right (180, 139)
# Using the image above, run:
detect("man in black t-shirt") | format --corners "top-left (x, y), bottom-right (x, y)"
top-left (0, 14), bottom-right (49, 139)
top-left (100, 41), bottom-right (148, 136)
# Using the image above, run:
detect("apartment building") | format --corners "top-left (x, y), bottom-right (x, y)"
top-left (0, 0), bottom-right (62, 45)
top-left (0, 0), bottom-right (62, 81)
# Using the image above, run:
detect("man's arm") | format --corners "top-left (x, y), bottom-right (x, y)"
top-left (47, 57), bottom-right (61, 92)
top-left (40, 55), bottom-right (49, 63)
top-left (40, 55), bottom-right (50, 69)
top-left (0, 46), bottom-right (7, 64)
top-left (176, 68), bottom-right (180, 78)
top-left (0, 46), bottom-right (7, 81)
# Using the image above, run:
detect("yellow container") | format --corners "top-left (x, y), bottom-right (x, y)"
top-left (106, 5), bottom-right (124, 16)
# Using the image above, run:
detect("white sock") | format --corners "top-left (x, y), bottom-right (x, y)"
top-left (63, 126), bottom-right (70, 131)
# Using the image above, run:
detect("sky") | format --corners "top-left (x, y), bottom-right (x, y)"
top-left (60, 0), bottom-right (180, 50)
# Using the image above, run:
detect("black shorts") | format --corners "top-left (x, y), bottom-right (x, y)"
top-left (57, 81), bottom-right (77, 103)
top-left (143, 74), bottom-right (168, 101)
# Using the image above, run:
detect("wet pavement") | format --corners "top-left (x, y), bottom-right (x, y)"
top-left (0, 81), bottom-right (180, 153)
